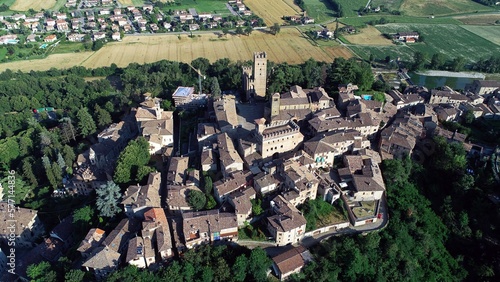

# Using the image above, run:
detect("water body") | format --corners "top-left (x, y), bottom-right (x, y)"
top-left (409, 73), bottom-right (478, 90)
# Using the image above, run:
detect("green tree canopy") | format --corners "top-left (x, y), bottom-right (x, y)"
top-left (96, 181), bottom-right (122, 218)
top-left (188, 189), bottom-right (206, 211)
top-left (76, 107), bottom-right (97, 138)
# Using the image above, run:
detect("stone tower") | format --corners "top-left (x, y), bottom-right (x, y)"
top-left (271, 92), bottom-right (280, 117)
top-left (242, 51), bottom-right (267, 100)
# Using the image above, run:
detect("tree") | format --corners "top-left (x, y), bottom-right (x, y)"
top-left (62, 145), bottom-right (75, 169)
top-left (205, 194), bottom-right (217, 209)
top-left (59, 117), bottom-right (77, 143)
top-left (64, 270), bottom-right (86, 282)
top-left (73, 206), bottom-right (94, 230)
top-left (450, 56), bottom-right (466, 72)
top-left (244, 25), bottom-right (253, 35)
top-left (96, 181), bottom-right (122, 218)
top-left (430, 53), bottom-right (445, 69)
top-left (56, 152), bottom-right (66, 170)
top-left (27, 261), bottom-right (57, 282)
top-left (235, 26), bottom-right (244, 35)
top-left (114, 137), bottom-right (151, 184)
top-left (248, 248), bottom-right (272, 282)
top-left (412, 51), bottom-right (427, 70)
top-left (95, 104), bottom-right (112, 128)
top-left (270, 23), bottom-right (281, 35)
top-left (462, 110), bottom-right (475, 125)
top-left (188, 189), bottom-right (206, 211)
top-left (251, 198), bottom-right (264, 216)
top-left (210, 77), bottom-right (222, 100)
top-left (232, 254), bottom-right (248, 282)
top-left (76, 107), bottom-right (97, 138)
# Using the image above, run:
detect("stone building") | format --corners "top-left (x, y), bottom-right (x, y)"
top-left (242, 51), bottom-right (267, 100)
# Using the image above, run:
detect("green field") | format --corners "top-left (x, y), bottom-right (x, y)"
top-left (340, 14), bottom-right (462, 27)
top-left (162, 0), bottom-right (231, 14)
top-left (302, 0), bottom-right (337, 23)
top-left (400, 0), bottom-right (495, 17)
top-left (336, 0), bottom-right (367, 17)
top-left (370, 0), bottom-right (404, 11)
top-left (376, 23), bottom-right (500, 62)
top-left (348, 44), bottom-right (415, 62)
top-left (460, 25), bottom-right (500, 46)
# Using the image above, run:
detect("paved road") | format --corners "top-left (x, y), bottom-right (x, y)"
top-left (226, 3), bottom-right (239, 16)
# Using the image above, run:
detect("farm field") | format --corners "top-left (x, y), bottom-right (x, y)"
top-left (460, 25), bottom-right (500, 46)
top-left (167, 0), bottom-right (229, 14)
top-left (117, 0), bottom-right (146, 6)
top-left (336, 0), bottom-right (369, 17)
top-left (343, 25), bottom-right (393, 45)
top-left (348, 44), bottom-right (415, 62)
top-left (282, 0), bottom-right (303, 13)
top-left (399, 0), bottom-right (494, 17)
top-left (244, 0), bottom-right (300, 26)
top-left (455, 13), bottom-right (500, 25)
top-left (10, 0), bottom-right (59, 11)
top-left (376, 23), bottom-right (500, 62)
top-left (370, 0), bottom-right (404, 11)
top-left (340, 14), bottom-right (462, 27)
top-left (0, 29), bottom-right (351, 72)
top-left (302, 0), bottom-right (337, 23)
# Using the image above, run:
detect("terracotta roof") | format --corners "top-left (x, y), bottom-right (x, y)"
top-left (214, 171), bottom-right (251, 197)
top-left (272, 246), bottom-right (309, 276)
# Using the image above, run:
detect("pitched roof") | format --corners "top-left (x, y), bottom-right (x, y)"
top-left (182, 210), bottom-right (238, 241)
top-left (268, 195), bottom-right (306, 232)
top-left (82, 246), bottom-right (121, 269)
top-left (0, 202), bottom-right (39, 237)
top-left (272, 246), bottom-right (309, 276)
top-left (214, 171), bottom-right (251, 197)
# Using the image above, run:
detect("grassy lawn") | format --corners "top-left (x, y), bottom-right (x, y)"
top-left (351, 200), bottom-right (377, 219)
top-left (371, 0), bottom-right (404, 11)
top-left (238, 220), bottom-right (271, 241)
top-left (302, 0), bottom-right (337, 23)
top-left (460, 25), bottom-right (500, 46)
top-left (336, 0), bottom-right (367, 17)
top-left (52, 0), bottom-right (68, 11)
top-left (399, 0), bottom-right (495, 17)
top-left (300, 198), bottom-right (347, 231)
top-left (340, 14), bottom-right (463, 27)
top-left (0, 48), bottom-right (7, 60)
top-left (51, 42), bottom-right (86, 54)
top-left (163, 0), bottom-right (231, 15)
top-left (348, 44), bottom-right (415, 62)
top-left (376, 23), bottom-right (500, 62)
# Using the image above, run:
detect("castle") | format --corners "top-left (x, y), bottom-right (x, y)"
top-left (242, 51), bottom-right (267, 100)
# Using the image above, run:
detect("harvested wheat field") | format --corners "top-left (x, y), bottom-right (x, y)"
top-left (0, 52), bottom-right (93, 72)
top-left (344, 26), bottom-right (393, 45)
top-left (10, 0), bottom-right (56, 11)
top-left (455, 14), bottom-right (500, 25)
top-left (244, 0), bottom-right (301, 26)
top-left (0, 29), bottom-right (351, 72)
top-left (82, 29), bottom-right (350, 68)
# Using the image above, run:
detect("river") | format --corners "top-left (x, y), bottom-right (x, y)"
top-left (409, 71), bottom-right (485, 90)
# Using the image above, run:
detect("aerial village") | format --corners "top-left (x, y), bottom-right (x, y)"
top-left (1, 50), bottom-right (500, 281)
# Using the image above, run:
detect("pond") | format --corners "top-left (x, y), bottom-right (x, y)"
top-left (409, 72), bottom-right (479, 90)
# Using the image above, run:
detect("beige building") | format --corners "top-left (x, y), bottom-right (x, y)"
top-left (172, 86), bottom-right (207, 109)
top-left (267, 195), bottom-right (307, 246)
top-left (0, 203), bottom-right (44, 248)
top-left (214, 94), bottom-right (239, 132)
top-left (270, 85), bottom-right (333, 120)
top-left (217, 132), bottom-right (244, 176)
top-left (468, 79), bottom-right (500, 96)
top-left (227, 186), bottom-right (256, 226)
top-left (428, 87), bottom-right (469, 106)
top-left (134, 94), bottom-right (174, 154)
top-left (77, 228), bottom-right (106, 260)
top-left (379, 114), bottom-right (424, 160)
top-left (82, 247), bottom-right (121, 280)
top-left (304, 129), bottom-right (370, 168)
top-left (122, 172), bottom-right (162, 217)
top-left (338, 155), bottom-right (386, 202)
top-left (242, 51), bottom-right (267, 100)
top-left (213, 171), bottom-right (251, 203)
top-left (280, 161), bottom-right (319, 207)
top-left (308, 112), bottom-right (379, 138)
top-left (143, 208), bottom-right (173, 261)
top-left (255, 118), bottom-right (304, 159)
top-left (272, 246), bottom-right (312, 281)
top-left (182, 210), bottom-right (238, 249)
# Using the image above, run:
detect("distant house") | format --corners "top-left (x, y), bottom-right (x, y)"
top-left (393, 31), bottom-right (419, 42)
top-left (67, 33), bottom-right (85, 42)
top-left (26, 34), bottom-right (37, 43)
top-left (272, 246), bottom-right (312, 281)
top-left (302, 17), bottom-right (314, 24)
top-left (317, 28), bottom-right (333, 39)
top-left (92, 32), bottom-right (106, 41)
top-left (44, 34), bottom-right (57, 42)
top-left (342, 25), bottom-right (356, 34)
top-left (189, 24), bottom-right (200, 31)
top-left (112, 32), bottom-right (121, 41)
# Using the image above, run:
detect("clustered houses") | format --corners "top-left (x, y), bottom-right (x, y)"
top-left (8, 47), bottom-right (500, 280)
top-left (0, 2), bottom-right (264, 49)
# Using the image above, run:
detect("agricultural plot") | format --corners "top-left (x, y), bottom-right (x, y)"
top-left (376, 23), bottom-right (500, 62)
top-left (460, 25), bottom-right (500, 46)
top-left (343, 25), bottom-right (393, 45)
top-left (370, 0), bottom-right (404, 11)
top-left (340, 14), bottom-right (462, 27)
top-left (117, 0), bottom-right (146, 6)
top-left (244, 0), bottom-right (300, 26)
top-left (348, 44), bottom-right (415, 62)
top-left (9, 0), bottom-right (56, 11)
top-left (168, 0), bottom-right (229, 14)
top-left (400, 0), bottom-right (494, 17)
top-left (455, 13), bottom-right (500, 25)
top-left (0, 29), bottom-right (351, 72)
top-left (282, 0), bottom-right (303, 13)
top-left (336, 0), bottom-right (369, 17)
top-left (302, 0), bottom-right (337, 23)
